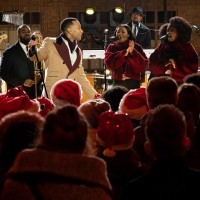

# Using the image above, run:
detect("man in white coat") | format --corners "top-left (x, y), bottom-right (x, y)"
top-left (28, 17), bottom-right (97, 99)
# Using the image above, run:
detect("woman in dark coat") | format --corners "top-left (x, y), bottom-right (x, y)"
top-left (149, 16), bottom-right (198, 85)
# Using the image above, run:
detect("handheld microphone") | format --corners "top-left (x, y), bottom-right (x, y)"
top-left (191, 25), bottom-right (199, 31)
top-left (28, 35), bottom-right (36, 57)
top-left (160, 34), bottom-right (168, 41)
top-left (109, 36), bottom-right (117, 41)
top-left (31, 35), bottom-right (36, 53)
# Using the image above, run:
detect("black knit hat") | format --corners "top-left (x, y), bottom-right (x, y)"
top-left (132, 7), bottom-right (144, 17)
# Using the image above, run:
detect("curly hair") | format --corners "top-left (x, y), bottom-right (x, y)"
top-left (169, 16), bottom-right (192, 43)
top-left (158, 23), bottom-right (169, 38)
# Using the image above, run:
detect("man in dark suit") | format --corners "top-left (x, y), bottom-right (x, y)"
top-left (0, 24), bottom-right (42, 99)
top-left (127, 7), bottom-right (151, 49)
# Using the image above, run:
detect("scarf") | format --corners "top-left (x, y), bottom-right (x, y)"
top-left (60, 32), bottom-right (77, 53)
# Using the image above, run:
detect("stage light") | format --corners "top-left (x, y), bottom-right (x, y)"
top-left (114, 7), bottom-right (123, 14)
top-left (86, 8), bottom-right (95, 15)
top-left (84, 8), bottom-right (97, 24)
top-left (112, 7), bottom-right (124, 23)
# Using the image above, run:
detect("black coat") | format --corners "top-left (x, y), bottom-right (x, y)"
top-left (127, 22), bottom-right (151, 49)
top-left (0, 41), bottom-right (42, 99)
top-left (119, 157), bottom-right (200, 200)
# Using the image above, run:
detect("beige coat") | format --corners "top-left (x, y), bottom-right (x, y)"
top-left (30, 37), bottom-right (97, 99)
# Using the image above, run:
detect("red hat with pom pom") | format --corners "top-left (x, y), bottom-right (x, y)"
top-left (5, 86), bottom-right (28, 98)
top-left (97, 111), bottom-right (135, 157)
top-left (36, 96), bottom-right (55, 117)
top-left (0, 95), bottom-right (39, 119)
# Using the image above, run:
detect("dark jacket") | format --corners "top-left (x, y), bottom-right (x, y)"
top-left (0, 41), bottom-right (42, 99)
top-left (119, 157), bottom-right (200, 200)
top-left (127, 22), bottom-right (151, 49)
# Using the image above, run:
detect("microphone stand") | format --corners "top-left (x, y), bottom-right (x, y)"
top-left (113, 40), bottom-right (117, 86)
top-left (103, 29), bottom-right (109, 91)
top-left (30, 48), bottom-right (48, 98)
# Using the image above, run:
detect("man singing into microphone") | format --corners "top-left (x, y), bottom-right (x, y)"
top-left (0, 24), bottom-right (42, 99)
top-left (28, 17), bottom-right (97, 99)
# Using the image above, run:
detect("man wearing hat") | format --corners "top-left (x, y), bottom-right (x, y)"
top-left (127, 7), bottom-right (151, 49)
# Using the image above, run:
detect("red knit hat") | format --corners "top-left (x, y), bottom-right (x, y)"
top-left (97, 111), bottom-right (135, 157)
top-left (50, 79), bottom-right (82, 107)
top-left (36, 97), bottom-right (55, 117)
top-left (0, 95), bottom-right (40, 119)
top-left (119, 87), bottom-right (148, 120)
top-left (5, 86), bottom-right (28, 98)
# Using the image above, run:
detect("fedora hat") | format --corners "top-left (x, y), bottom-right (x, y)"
top-left (132, 7), bottom-right (145, 17)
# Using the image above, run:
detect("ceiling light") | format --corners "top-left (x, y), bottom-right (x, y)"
top-left (114, 7), bottom-right (123, 14)
top-left (86, 8), bottom-right (95, 15)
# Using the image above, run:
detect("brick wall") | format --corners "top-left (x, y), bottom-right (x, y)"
top-left (1, 0), bottom-right (200, 59)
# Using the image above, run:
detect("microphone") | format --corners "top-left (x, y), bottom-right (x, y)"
top-left (160, 34), bottom-right (168, 41)
top-left (109, 36), bottom-right (117, 41)
top-left (28, 35), bottom-right (36, 57)
top-left (31, 35), bottom-right (36, 53)
top-left (191, 25), bottom-right (199, 31)
top-left (104, 29), bottom-right (109, 50)
top-left (104, 29), bottom-right (109, 35)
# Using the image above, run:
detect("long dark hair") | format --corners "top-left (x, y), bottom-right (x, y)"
top-left (169, 16), bottom-right (192, 43)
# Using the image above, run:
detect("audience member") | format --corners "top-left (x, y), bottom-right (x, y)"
top-left (78, 99), bottom-right (111, 154)
top-left (0, 94), bottom-right (40, 119)
top-left (1, 105), bottom-right (112, 200)
top-left (0, 24), bottom-right (42, 99)
top-left (96, 111), bottom-right (145, 200)
top-left (28, 17), bottom-right (97, 99)
top-left (104, 24), bottom-right (148, 89)
top-left (134, 76), bottom-right (178, 163)
top-left (177, 83), bottom-right (200, 170)
top-left (118, 87), bottom-right (148, 127)
top-left (183, 72), bottom-right (200, 89)
top-left (50, 79), bottom-right (82, 107)
top-left (0, 111), bottom-right (44, 191)
top-left (149, 16), bottom-right (198, 85)
top-left (101, 85), bottom-right (128, 112)
top-left (119, 104), bottom-right (200, 200)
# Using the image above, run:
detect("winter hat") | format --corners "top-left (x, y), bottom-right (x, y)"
top-left (119, 87), bottom-right (148, 120)
top-left (50, 79), bottom-right (82, 107)
top-left (0, 95), bottom-right (40, 119)
top-left (5, 86), bottom-right (28, 98)
top-left (36, 97), bottom-right (55, 117)
top-left (97, 111), bottom-right (135, 157)
top-left (78, 99), bottom-right (111, 128)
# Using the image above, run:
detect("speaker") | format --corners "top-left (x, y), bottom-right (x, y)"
top-left (82, 58), bottom-right (104, 74)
